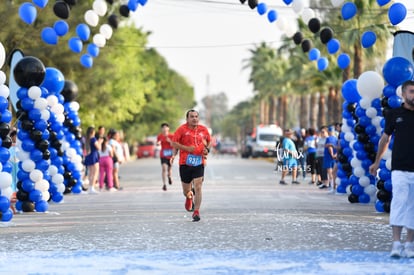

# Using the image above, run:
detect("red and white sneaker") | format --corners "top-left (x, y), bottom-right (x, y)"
top-left (192, 210), bottom-right (200, 222)
top-left (185, 191), bottom-right (193, 212)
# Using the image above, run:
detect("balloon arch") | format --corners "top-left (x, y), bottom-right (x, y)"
top-left (0, 0), bottom-right (412, 222)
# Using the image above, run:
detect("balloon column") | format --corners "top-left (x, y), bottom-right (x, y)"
top-left (373, 56), bottom-right (414, 213)
top-left (0, 42), bottom-right (14, 222)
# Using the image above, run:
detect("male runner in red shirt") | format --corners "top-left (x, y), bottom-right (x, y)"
top-left (171, 110), bottom-right (211, 222)
top-left (157, 123), bottom-right (175, 191)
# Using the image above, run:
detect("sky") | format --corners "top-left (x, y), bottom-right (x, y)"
top-left (133, 0), bottom-right (414, 109)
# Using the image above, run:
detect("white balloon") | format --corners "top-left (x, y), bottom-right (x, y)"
top-left (371, 116), bottom-right (382, 127)
top-left (40, 109), bottom-right (50, 120)
top-left (357, 71), bottom-right (384, 99)
top-left (346, 184), bottom-right (352, 194)
top-left (276, 17), bottom-right (287, 31)
top-left (57, 183), bottom-right (66, 193)
top-left (365, 107), bottom-right (377, 118)
top-left (0, 172), bottom-right (12, 189)
top-left (396, 85), bottom-right (402, 98)
top-left (34, 98), bottom-right (48, 110)
top-left (0, 42), bottom-right (5, 69)
top-left (351, 158), bottom-right (362, 168)
top-left (30, 169), bottom-right (43, 182)
top-left (0, 71), bottom-right (6, 84)
top-left (56, 113), bottom-right (65, 123)
top-left (354, 167), bottom-right (365, 177)
top-left (364, 184), bottom-right (377, 196)
top-left (359, 176), bottom-right (370, 187)
top-left (41, 191), bottom-right (50, 202)
top-left (1, 186), bottom-right (13, 200)
top-left (331, 0), bottom-right (345, 7)
top-left (0, 84), bottom-right (10, 98)
top-left (100, 24), bottom-right (113, 40)
top-left (69, 101), bottom-right (80, 112)
top-left (17, 150), bottom-right (30, 161)
top-left (22, 159), bottom-right (36, 172)
top-left (93, 0), bottom-right (108, 17)
top-left (344, 132), bottom-right (355, 142)
top-left (47, 95), bottom-right (59, 107)
top-left (35, 179), bottom-right (50, 192)
top-left (52, 174), bottom-right (64, 185)
top-left (292, 0), bottom-right (304, 14)
top-left (383, 149), bottom-right (392, 160)
top-left (386, 157), bottom-right (392, 170)
top-left (85, 10), bottom-right (99, 27)
top-left (51, 103), bottom-right (64, 114)
top-left (28, 86), bottom-right (42, 99)
top-left (301, 8), bottom-right (315, 24)
top-left (48, 165), bottom-right (58, 176)
top-left (359, 98), bottom-right (372, 109)
top-left (93, 33), bottom-right (106, 47)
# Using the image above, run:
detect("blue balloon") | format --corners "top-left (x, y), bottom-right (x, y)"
top-left (19, 2), bottom-right (37, 24)
top-left (35, 200), bottom-right (49, 212)
top-left (21, 139), bottom-right (35, 152)
top-left (337, 53), bottom-right (351, 69)
top-left (29, 189), bottom-right (43, 203)
top-left (359, 116), bottom-right (371, 127)
top-left (138, 0), bottom-right (148, 5)
top-left (358, 193), bottom-right (370, 204)
top-left (384, 179), bottom-right (393, 192)
top-left (257, 3), bottom-right (267, 15)
top-left (52, 192), bottom-right (63, 203)
top-left (76, 23), bottom-right (90, 41)
top-left (42, 67), bottom-right (65, 94)
top-left (68, 37), bottom-right (83, 53)
top-left (327, 39), bottom-right (340, 54)
top-left (375, 200), bottom-right (384, 212)
top-left (0, 97), bottom-right (8, 112)
top-left (341, 79), bottom-right (361, 103)
top-left (128, 0), bottom-right (139, 11)
top-left (33, 0), bottom-right (48, 8)
top-left (1, 209), bottom-right (13, 222)
top-left (383, 84), bottom-right (396, 98)
top-left (352, 184), bottom-right (364, 196)
top-left (0, 196), bottom-right (10, 212)
top-left (17, 87), bottom-right (28, 100)
top-left (377, 0), bottom-right (391, 7)
top-left (1, 110), bottom-right (11, 123)
top-left (355, 107), bottom-right (366, 117)
top-left (341, 2), bottom-right (357, 20)
top-left (34, 120), bottom-right (48, 131)
top-left (353, 141), bottom-right (364, 151)
top-left (383, 57), bottom-right (414, 87)
top-left (80, 54), bottom-right (93, 68)
top-left (317, 57), bottom-right (329, 71)
top-left (388, 95), bottom-right (402, 108)
top-left (283, 0), bottom-right (293, 4)
top-left (54, 20), bottom-right (69, 36)
top-left (41, 27), bottom-right (58, 45)
top-left (28, 108), bottom-right (42, 121)
top-left (2, 162), bottom-right (12, 173)
top-left (30, 149), bottom-right (44, 162)
top-left (308, 48), bottom-right (320, 61)
top-left (388, 3), bottom-right (407, 25)
top-left (87, 43), bottom-right (100, 58)
top-left (361, 31), bottom-right (376, 48)
top-left (361, 159), bottom-right (373, 170)
top-left (267, 10), bottom-right (277, 23)
top-left (365, 125), bottom-right (377, 136)
top-left (356, 150), bottom-right (367, 161)
top-left (22, 179), bottom-right (35, 192)
top-left (379, 168), bottom-right (391, 181)
top-left (342, 147), bottom-right (353, 157)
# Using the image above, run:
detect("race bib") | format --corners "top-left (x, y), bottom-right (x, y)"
top-left (186, 154), bottom-right (202, 166)
top-left (163, 149), bottom-right (173, 157)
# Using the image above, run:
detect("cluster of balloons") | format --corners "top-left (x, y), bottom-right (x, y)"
top-left (0, 42), bottom-right (14, 222)
top-left (337, 72), bottom-right (384, 204)
top-left (11, 55), bottom-right (85, 213)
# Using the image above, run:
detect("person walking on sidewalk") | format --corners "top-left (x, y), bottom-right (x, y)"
top-left (171, 110), bottom-right (211, 222)
top-left (157, 123), bottom-right (175, 191)
top-left (279, 129), bottom-right (299, 185)
top-left (98, 137), bottom-right (116, 192)
top-left (84, 126), bottom-right (102, 194)
top-left (369, 80), bottom-right (414, 259)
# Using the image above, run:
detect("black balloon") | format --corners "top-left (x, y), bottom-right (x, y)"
top-left (240, 0), bottom-right (247, 3)
top-left (16, 190), bottom-right (29, 201)
top-left (108, 14), bottom-right (119, 29)
top-left (354, 124), bottom-right (365, 134)
top-left (377, 189), bottom-right (391, 202)
top-left (348, 194), bottom-right (359, 203)
top-left (248, 0), bottom-right (258, 9)
top-left (43, 149), bottom-right (51, 160)
top-left (293, 32), bottom-right (303, 45)
top-left (363, 142), bottom-right (375, 153)
top-left (61, 80), bottom-right (79, 102)
top-left (36, 140), bottom-right (49, 152)
top-left (13, 56), bottom-right (46, 88)
top-left (357, 133), bottom-right (370, 144)
top-left (346, 103), bottom-right (356, 113)
top-left (106, 0), bottom-right (114, 4)
top-left (382, 107), bottom-right (391, 117)
top-left (381, 97), bottom-right (389, 107)
top-left (0, 122), bottom-right (10, 139)
top-left (320, 27), bottom-right (333, 44)
top-left (376, 179), bottom-right (385, 190)
top-left (21, 120), bottom-right (34, 131)
top-left (301, 39), bottom-right (312, 53)
top-left (119, 5), bottom-right (130, 17)
top-left (308, 18), bottom-right (321, 33)
top-left (64, 0), bottom-right (77, 6)
top-left (22, 201), bottom-right (35, 212)
top-left (341, 162), bottom-right (352, 172)
top-left (2, 136), bottom-right (12, 149)
top-left (30, 130), bottom-right (43, 142)
top-left (383, 201), bottom-right (391, 213)
top-left (53, 1), bottom-right (70, 19)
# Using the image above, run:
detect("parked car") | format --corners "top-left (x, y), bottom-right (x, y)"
top-left (136, 140), bottom-right (156, 158)
top-left (219, 141), bottom-right (238, 155)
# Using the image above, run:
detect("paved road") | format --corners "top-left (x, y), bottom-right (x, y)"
top-left (1, 156), bottom-right (413, 274)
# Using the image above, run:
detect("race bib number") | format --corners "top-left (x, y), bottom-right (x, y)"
top-left (163, 149), bottom-right (173, 157)
top-left (186, 154), bottom-right (202, 166)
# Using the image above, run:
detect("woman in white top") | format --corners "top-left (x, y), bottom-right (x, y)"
top-left (108, 129), bottom-right (124, 190)
top-left (98, 137), bottom-right (115, 191)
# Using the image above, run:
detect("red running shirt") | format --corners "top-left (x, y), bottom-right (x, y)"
top-left (173, 124), bottom-right (211, 166)
top-left (157, 133), bottom-right (174, 159)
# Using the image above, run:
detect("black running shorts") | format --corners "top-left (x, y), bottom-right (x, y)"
top-left (179, 165), bottom-right (204, 184)
top-left (160, 157), bottom-right (171, 167)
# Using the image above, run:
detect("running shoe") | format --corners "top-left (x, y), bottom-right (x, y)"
top-left (405, 242), bottom-right (414, 258)
top-left (279, 180), bottom-right (286, 185)
top-left (192, 210), bottom-right (200, 222)
top-left (185, 191), bottom-right (193, 212)
top-left (390, 242), bottom-right (403, 258)
top-left (162, 185), bottom-right (167, 191)
top-left (168, 177), bottom-right (172, 185)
